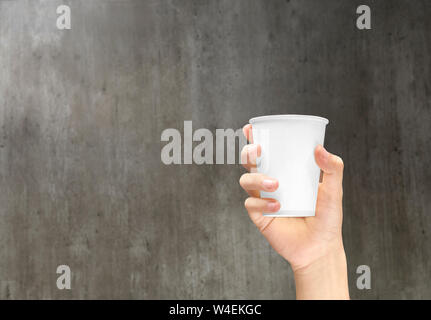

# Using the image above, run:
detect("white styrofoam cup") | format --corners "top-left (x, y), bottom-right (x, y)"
top-left (249, 114), bottom-right (329, 217)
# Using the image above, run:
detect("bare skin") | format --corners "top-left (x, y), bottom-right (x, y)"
top-left (239, 124), bottom-right (349, 300)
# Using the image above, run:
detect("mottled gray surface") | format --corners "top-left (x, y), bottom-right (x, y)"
top-left (0, 0), bottom-right (430, 299)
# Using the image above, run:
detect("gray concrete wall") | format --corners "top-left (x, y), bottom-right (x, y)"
top-left (0, 0), bottom-right (429, 299)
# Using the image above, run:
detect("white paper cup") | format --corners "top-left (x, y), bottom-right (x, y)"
top-left (249, 115), bottom-right (329, 217)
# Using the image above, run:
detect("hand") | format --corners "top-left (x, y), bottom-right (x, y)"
top-left (239, 124), bottom-right (349, 299)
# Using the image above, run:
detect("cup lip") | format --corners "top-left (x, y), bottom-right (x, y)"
top-left (249, 114), bottom-right (329, 125)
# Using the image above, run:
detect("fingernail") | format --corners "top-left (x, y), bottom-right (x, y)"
top-left (267, 202), bottom-right (279, 211)
top-left (262, 179), bottom-right (277, 190)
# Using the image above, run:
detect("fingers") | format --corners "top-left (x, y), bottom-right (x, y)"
top-left (241, 124), bottom-right (258, 171)
top-left (314, 145), bottom-right (344, 192)
top-left (244, 197), bottom-right (279, 232)
top-left (244, 197), bottom-right (280, 214)
top-left (240, 144), bottom-right (261, 171)
top-left (239, 173), bottom-right (278, 192)
top-left (242, 124), bottom-right (253, 143)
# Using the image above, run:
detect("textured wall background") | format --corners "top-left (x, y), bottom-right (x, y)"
top-left (0, 0), bottom-right (430, 299)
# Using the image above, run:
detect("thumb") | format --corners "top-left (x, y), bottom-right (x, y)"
top-left (314, 145), bottom-right (344, 192)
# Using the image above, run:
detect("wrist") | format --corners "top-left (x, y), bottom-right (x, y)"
top-left (293, 241), bottom-right (349, 300)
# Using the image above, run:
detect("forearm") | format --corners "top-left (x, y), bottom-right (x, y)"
top-left (293, 243), bottom-right (349, 300)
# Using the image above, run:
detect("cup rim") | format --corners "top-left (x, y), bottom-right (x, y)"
top-left (249, 114), bottom-right (329, 125)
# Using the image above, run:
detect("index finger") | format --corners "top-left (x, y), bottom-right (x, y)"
top-left (242, 124), bottom-right (254, 143)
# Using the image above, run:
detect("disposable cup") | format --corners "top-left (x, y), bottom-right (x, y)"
top-left (249, 114), bottom-right (329, 217)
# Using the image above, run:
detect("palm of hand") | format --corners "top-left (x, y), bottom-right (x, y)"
top-left (257, 182), bottom-right (343, 271)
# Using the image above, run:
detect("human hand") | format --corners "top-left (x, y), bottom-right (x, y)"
top-left (239, 124), bottom-right (349, 299)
